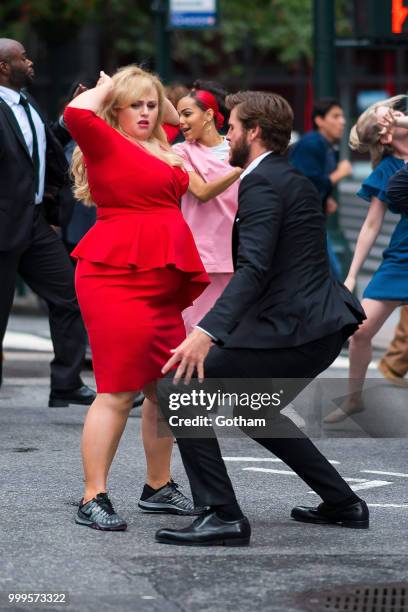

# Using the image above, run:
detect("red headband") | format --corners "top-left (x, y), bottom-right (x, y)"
top-left (194, 89), bottom-right (224, 130)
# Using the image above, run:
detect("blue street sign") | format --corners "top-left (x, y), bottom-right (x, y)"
top-left (169, 0), bottom-right (218, 29)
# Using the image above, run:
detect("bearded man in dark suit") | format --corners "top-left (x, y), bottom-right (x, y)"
top-left (0, 38), bottom-right (95, 406)
top-left (155, 91), bottom-right (369, 546)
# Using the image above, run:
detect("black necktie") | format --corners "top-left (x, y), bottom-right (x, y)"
top-left (19, 95), bottom-right (40, 194)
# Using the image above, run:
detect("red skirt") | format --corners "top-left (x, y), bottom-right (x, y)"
top-left (75, 260), bottom-right (187, 393)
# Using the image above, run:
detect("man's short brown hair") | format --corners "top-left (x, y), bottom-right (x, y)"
top-left (225, 91), bottom-right (293, 155)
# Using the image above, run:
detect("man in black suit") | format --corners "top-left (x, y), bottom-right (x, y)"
top-left (0, 38), bottom-right (95, 406)
top-left (155, 91), bottom-right (369, 546)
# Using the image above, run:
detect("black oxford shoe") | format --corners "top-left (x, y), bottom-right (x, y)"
top-left (155, 511), bottom-right (251, 546)
top-left (291, 500), bottom-right (369, 529)
top-left (48, 384), bottom-right (96, 407)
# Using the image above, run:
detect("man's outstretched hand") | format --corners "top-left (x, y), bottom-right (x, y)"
top-left (161, 328), bottom-right (213, 384)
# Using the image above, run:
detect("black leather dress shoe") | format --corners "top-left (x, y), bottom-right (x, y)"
top-left (291, 500), bottom-right (369, 529)
top-left (48, 384), bottom-right (96, 407)
top-left (155, 511), bottom-right (251, 546)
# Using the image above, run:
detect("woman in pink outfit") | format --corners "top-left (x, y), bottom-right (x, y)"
top-left (173, 81), bottom-right (241, 333)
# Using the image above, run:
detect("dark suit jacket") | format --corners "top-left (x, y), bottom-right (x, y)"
top-left (0, 93), bottom-right (70, 251)
top-left (199, 153), bottom-right (365, 349)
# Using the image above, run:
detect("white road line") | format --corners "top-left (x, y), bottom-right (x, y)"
top-left (242, 468), bottom-right (393, 494)
top-left (310, 480), bottom-right (393, 493)
top-left (4, 332), bottom-right (52, 352)
top-left (368, 504), bottom-right (408, 508)
top-left (308, 479), bottom-right (393, 493)
top-left (243, 467), bottom-right (297, 475)
top-left (243, 468), bottom-right (369, 483)
top-left (224, 457), bottom-right (340, 464)
top-left (1, 378), bottom-right (49, 387)
top-left (3, 351), bottom-right (52, 361)
top-left (343, 480), bottom-right (393, 492)
top-left (224, 457), bottom-right (282, 462)
top-left (361, 470), bottom-right (408, 478)
top-left (331, 356), bottom-right (378, 370)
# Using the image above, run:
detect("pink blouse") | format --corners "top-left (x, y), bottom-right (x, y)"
top-left (173, 140), bottom-right (238, 273)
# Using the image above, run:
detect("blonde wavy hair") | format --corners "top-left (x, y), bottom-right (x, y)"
top-left (349, 94), bottom-right (408, 168)
top-left (71, 64), bottom-right (183, 205)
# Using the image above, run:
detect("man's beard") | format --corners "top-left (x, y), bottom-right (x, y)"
top-left (229, 133), bottom-right (250, 168)
top-left (9, 67), bottom-right (32, 90)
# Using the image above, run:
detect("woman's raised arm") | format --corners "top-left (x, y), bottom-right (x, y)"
top-left (67, 71), bottom-right (114, 112)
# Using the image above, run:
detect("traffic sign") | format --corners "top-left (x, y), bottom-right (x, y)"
top-left (169, 0), bottom-right (219, 29)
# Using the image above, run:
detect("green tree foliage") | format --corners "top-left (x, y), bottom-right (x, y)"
top-left (0, 1), bottom-right (98, 39)
top-left (0, 0), bottom-right (353, 75)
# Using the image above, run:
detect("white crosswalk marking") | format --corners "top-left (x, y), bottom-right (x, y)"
top-left (331, 356), bottom-right (378, 369)
top-left (361, 470), bottom-right (408, 478)
top-left (223, 457), bottom-right (340, 464)
top-left (329, 480), bottom-right (392, 493)
top-left (311, 478), bottom-right (393, 495)
top-left (243, 467), bottom-right (297, 475)
top-left (4, 331), bottom-right (52, 351)
top-left (368, 504), bottom-right (408, 508)
top-left (241, 467), bottom-right (393, 494)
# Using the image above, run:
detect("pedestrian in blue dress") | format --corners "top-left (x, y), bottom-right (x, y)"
top-left (325, 96), bottom-right (408, 423)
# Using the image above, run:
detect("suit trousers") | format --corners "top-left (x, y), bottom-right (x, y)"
top-left (0, 207), bottom-right (86, 389)
top-left (159, 329), bottom-right (357, 509)
top-left (380, 306), bottom-right (408, 377)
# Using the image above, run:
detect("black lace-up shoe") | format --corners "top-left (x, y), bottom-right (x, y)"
top-left (138, 481), bottom-right (206, 516)
top-left (155, 511), bottom-right (251, 546)
top-left (291, 500), bottom-right (369, 529)
top-left (75, 493), bottom-right (127, 531)
top-left (49, 384), bottom-right (96, 407)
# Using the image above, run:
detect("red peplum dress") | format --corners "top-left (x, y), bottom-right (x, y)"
top-left (63, 107), bottom-right (210, 393)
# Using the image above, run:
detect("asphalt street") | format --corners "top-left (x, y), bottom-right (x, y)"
top-left (1, 313), bottom-right (407, 612)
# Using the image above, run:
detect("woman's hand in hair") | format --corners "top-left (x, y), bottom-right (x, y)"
top-left (67, 70), bottom-right (113, 112)
top-left (96, 70), bottom-right (114, 90)
top-left (376, 106), bottom-right (396, 136)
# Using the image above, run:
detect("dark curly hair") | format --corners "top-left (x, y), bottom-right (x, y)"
top-left (190, 79), bottom-right (228, 121)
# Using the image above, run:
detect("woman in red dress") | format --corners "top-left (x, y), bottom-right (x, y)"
top-left (64, 66), bottom-right (209, 530)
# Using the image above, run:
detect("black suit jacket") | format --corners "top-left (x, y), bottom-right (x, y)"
top-left (0, 93), bottom-right (70, 251)
top-left (199, 153), bottom-right (365, 349)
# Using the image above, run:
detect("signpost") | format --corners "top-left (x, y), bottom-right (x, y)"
top-left (152, 0), bottom-right (219, 81)
top-left (169, 0), bottom-right (218, 29)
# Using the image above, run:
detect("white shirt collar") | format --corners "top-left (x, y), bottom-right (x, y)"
top-left (0, 85), bottom-right (22, 106)
top-left (240, 151), bottom-right (273, 180)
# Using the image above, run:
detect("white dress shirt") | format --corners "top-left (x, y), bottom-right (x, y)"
top-left (240, 150), bottom-right (273, 180)
top-left (0, 85), bottom-right (46, 204)
top-left (195, 150), bottom-right (273, 342)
